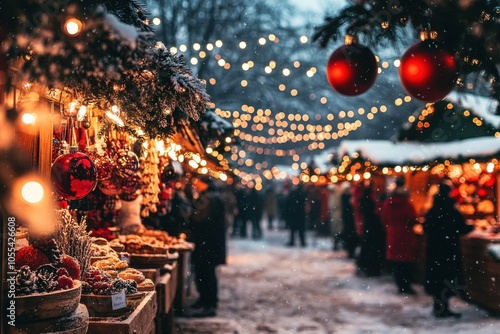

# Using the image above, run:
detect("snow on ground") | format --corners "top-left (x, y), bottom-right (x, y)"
top-left (175, 227), bottom-right (500, 334)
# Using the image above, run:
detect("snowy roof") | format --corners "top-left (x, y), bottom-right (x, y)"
top-left (446, 91), bottom-right (500, 128)
top-left (338, 137), bottom-right (500, 166)
top-left (199, 110), bottom-right (234, 136)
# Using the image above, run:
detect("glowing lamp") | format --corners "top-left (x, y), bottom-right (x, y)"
top-left (64, 18), bottom-right (83, 36)
top-left (21, 181), bottom-right (45, 204)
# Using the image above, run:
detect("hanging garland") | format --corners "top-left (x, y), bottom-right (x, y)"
top-left (312, 0), bottom-right (500, 110)
top-left (2, 0), bottom-right (211, 139)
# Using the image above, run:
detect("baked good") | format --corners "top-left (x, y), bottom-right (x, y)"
top-left (118, 268), bottom-right (145, 284)
top-left (137, 278), bottom-right (155, 291)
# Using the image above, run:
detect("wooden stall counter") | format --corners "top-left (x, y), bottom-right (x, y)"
top-left (461, 232), bottom-right (500, 314)
top-left (87, 291), bottom-right (157, 334)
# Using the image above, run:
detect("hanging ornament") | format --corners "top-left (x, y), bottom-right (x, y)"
top-left (93, 155), bottom-right (114, 181)
top-left (326, 36), bottom-right (378, 96)
top-left (115, 148), bottom-right (140, 178)
top-left (119, 175), bottom-right (142, 201)
top-left (50, 148), bottom-right (97, 200)
top-left (98, 177), bottom-right (122, 197)
top-left (399, 34), bottom-right (457, 102)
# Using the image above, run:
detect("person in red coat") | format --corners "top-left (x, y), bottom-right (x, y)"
top-left (380, 177), bottom-right (419, 294)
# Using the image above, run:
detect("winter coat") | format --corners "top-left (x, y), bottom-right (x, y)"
top-left (423, 193), bottom-right (473, 296)
top-left (380, 189), bottom-right (418, 262)
top-left (263, 188), bottom-right (278, 217)
top-left (327, 186), bottom-right (342, 235)
top-left (356, 187), bottom-right (386, 276)
top-left (286, 186), bottom-right (307, 229)
top-left (190, 188), bottom-right (227, 266)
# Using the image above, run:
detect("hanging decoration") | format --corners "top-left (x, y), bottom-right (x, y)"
top-left (50, 148), bottom-right (97, 200)
top-left (325, 36), bottom-right (378, 96)
top-left (312, 0), bottom-right (500, 110)
top-left (115, 147), bottom-right (140, 179)
top-left (4, 0), bottom-right (211, 140)
top-left (140, 139), bottom-right (160, 217)
top-left (119, 175), bottom-right (142, 201)
top-left (399, 36), bottom-right (457, 102)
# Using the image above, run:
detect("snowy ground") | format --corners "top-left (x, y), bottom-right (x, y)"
top-left (175, 227), bottom-right (500, 334)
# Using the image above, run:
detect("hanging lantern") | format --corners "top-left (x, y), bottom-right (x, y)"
top-left (326, 36), bottom-right (378, 96)
top-left (399, 35), bottom-right (457, 102)
top-left (50, 148), bottom-right (97, 200)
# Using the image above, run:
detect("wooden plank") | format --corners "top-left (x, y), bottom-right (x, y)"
top-left (87, 291), bottom-right (157, 334)
top-left (156, 272), bottom-right (172, 315)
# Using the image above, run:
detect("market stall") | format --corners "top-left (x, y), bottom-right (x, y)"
top-left (0, 1), bottom-right (231, 333)
top-left (334, 93), bottom-right (500, 311)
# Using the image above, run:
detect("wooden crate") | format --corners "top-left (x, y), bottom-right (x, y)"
top-left (173, 249), bottom-right (191, 315)
top-left (461, 236), bottom-right (500, 313)
top-left (87, 291), bottom-right (157, 334)
top-left (156, 272), bottom-right (173, 315)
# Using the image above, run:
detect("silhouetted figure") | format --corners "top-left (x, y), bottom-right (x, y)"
top-left (340, 183), bottom-right (357, 258)
top-left (232, 183), bottom-right (249, 237)
top-left (189, 182), bottom-right (227, 317)
top-left (263, 186), bottom-right (278, 230)
top-left (356, 183), bottom-right (385, 276)
top-left (424, 181), bottom-right (473, 318)
top-left (248, 187), bottom-right (263, 239)
top-left (286, 184), bottom-right (307, 247)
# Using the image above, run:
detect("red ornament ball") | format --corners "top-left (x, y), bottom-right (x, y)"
top-left (93, 155), bottom-right (114, 181)
top-left (119, 175), bottom-right (141, 201)
top-left (326, 44), bottom-right (378, 96)
top-left (99, 176), bottom-right (122, 196)
top-left (51, 151), bottom-right (97, 200)
top-left (399, 40), bottom-right (457, 102)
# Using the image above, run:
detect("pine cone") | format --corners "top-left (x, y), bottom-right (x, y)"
top-left (35, 264), bottom-right (59, 293)
top-left (32, 238), bottom-right (62, 265)
top-left (15, 266), bottom-right (38, 296)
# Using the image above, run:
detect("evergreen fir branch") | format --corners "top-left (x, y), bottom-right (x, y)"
top-left (5, 0), bottom-right (211, 139)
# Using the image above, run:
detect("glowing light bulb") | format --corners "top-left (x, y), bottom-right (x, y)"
top-left (64, 18), bottom-right (83, 36)
top-left (22, 181), bottom-right (45, 204)
top-left (21, 113), bottom-right (36, 124)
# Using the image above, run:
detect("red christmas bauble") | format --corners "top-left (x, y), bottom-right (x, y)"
top-left (326, 44), bottom-right (378, 96)
top-left (99, 177), bottom-right (122, 196)
top-left (51, 151), bottom-right (97, 200)
top-left (93, 155), bottom-right (114, 181)
top-left (119, 175), bottom-right (141, 201)
top-left (399, 40), bottom-right (457, 102)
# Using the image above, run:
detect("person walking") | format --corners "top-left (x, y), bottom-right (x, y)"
top-left (423, 180), bottom-right (473, 318)
top-left (380, 177), bottom-right (419, 295)
top-left (248, 186), bottom-right (263, 239)
top-left (263, 186), bottom-right (279, 230)
top-left (340, 182), bottom-right (358, 258)
top-left (232, 182), bottom-right (249, 237)
top-left (326, 184), bottom-right (342, 251)
top-left (356, 182), bottom-right (386, 276)
top-left (286, 183), bottom-right (307, 247)
top-left (189, 181), bottom-right (227, 317)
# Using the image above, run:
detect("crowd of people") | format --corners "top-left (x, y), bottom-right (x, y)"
top-left (153, 175), bottom-right (473, 319)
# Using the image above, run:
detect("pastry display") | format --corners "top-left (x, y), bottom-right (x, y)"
top-left (117, 268), bottom-right (145, 284)
top-left (137, 278), bottom-right (155, 292)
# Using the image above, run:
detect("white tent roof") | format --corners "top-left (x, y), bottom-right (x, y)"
top-left (338, 137), bottom-right (500, 166)
top-left (446, 91), bottom-right (500, 128)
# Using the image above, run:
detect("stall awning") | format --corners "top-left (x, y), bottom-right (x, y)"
top-left (338, 137), bottom-right (500, 167)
